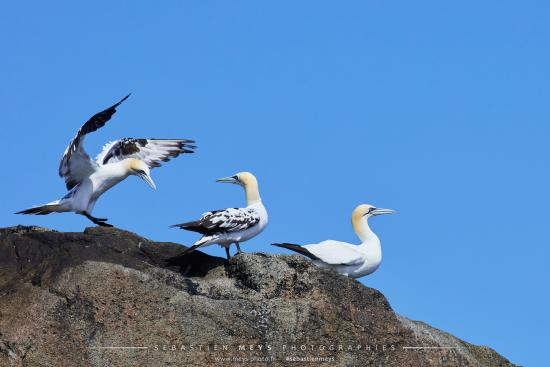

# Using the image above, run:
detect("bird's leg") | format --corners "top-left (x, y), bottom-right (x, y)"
top-left (235, 242), bottom-right (243, 254)
top-left (225, 246), bottom-right (231, 260)
top-left (82, 212), bottom-right (113, 228)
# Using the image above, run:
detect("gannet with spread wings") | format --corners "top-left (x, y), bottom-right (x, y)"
top-left (17, 94), bottom-right (196, 227)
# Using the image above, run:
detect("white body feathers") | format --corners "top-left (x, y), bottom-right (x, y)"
top-left (305, 230), bottom-right (382, 278)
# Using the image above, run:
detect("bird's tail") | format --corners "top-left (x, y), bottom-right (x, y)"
top-left (272, 243), bottom-right (320, 260)
top-left (170, 220), bottom-right (206, 234)
top-left (180, 236), bottom-right (212, 255)
top-left (15, 200), bottom-right (67, 215)
top-left (169, 221), bottom-right (193, 229)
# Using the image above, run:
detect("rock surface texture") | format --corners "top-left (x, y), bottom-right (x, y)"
top-left (0, 226), bottom-right (517, 367)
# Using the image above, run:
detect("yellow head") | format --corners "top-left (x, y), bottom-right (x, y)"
top-left (216, 171), bottom-right (260, 204)
top-left (216, 171), bottom-right (256, 186)
top-left (351, 204), bottom-right (395, 241)
top-left (125, 159), bottom-right (156, 190)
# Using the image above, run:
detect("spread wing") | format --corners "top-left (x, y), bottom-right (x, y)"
top-left (96, 138), bottom-right (196, 167)
top-left (172, 208), bottom-right (260, 235)
top-left (304, 241), bottom-right (365, 266)
top-left (59, 94), bottom-right (130, 190)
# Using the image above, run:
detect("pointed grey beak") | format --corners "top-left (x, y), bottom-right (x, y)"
top-left (216, 176), bottom-right (239, 184)
top-left (138, 173), bottom-right (157, 190)
top-left (370, 208), bottom-right (396, 216)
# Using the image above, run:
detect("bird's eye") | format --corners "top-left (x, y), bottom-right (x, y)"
top-left (232, 175), bottom-right (239, 180)
top-left (135, 169), bottom-right (145, 175)
top-left (368, 207), bottom-right (376, 213)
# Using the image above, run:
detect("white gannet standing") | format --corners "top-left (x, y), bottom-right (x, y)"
top-left (272, 204), bottom-right (394, 278)
top-left (171, 172), bottom-right (268, 259)
top-left (16, 94), bottom-right (196, 227)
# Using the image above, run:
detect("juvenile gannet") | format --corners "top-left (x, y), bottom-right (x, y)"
top-left (16, 94), bottom-right (196, 227)
top-left (171, 172), bottom-right (268, 259)
top-left (273, 204), bottom-right (394, 278)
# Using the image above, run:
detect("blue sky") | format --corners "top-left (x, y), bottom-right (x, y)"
top-left (1, 1), bottom-right (549, 365)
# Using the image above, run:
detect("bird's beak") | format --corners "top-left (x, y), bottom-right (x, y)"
top-left (370, 208), bottom-right (396, 216)
top-left (138, 173), bottom-right (157, 190)
top-left (216, 176), bottom-right (239, 184)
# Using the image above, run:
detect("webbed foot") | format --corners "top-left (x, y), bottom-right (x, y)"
top-left (82, 212), bottom-right (114, 228)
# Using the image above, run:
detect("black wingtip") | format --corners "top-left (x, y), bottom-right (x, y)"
top-left (272, 243), bottom-right (320, 260)
top-left (15, 208), bottom-right (39, 215)
top-left (169, 221), bottom-right (199, 230)
top-left (180, 246), bottom-right (194, 255)
top-left (271, 243), bottom-right (299, 249)
top-left (112, 93), bottom-right (131, 109)
top-left (122, 93), bottom-right (131, 101)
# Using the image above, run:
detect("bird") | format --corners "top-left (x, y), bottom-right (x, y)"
top-left (171, 172), bottom-right (268, 259)
top-left (272, 204), bottom-right (394, 278)
top-left (16, 94), bottom-right (196, 227)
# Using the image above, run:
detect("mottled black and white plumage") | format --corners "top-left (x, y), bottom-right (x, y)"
top-left (96, 138), bottom-right (195, 167)
top-left (172, 208), bottom-right (261, 235)
top-left (172, 172), bottom-right (268, 259)
top-left (17, 94), bottom-right (196, 227)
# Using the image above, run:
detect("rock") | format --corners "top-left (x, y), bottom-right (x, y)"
top-left (0, 226), bottom-right (517, 367)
